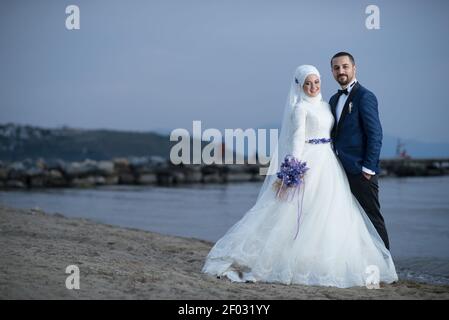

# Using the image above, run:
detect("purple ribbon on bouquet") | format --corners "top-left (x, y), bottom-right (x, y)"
top-left (293, 180), bottom-right (306, 240)
top-left (275, 155), bottom-right (309, 240)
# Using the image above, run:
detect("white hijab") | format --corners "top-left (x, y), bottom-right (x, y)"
top-left (292, 64), bottom-right (323, 106)
top-left (254, 64), bottom-right (323, 204)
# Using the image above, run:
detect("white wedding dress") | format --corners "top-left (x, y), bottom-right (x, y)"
top-left (202, 67), bottom-right (398, 288)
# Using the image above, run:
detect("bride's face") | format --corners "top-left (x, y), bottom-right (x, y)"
top-left (302, 74), bottom-right (320, 97)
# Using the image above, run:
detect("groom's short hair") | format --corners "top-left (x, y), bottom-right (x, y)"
top-left (331, 52), bottom-right (355, 66)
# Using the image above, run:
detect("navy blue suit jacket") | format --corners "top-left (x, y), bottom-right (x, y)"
top-left (329, 82), bottom-right (382, 175)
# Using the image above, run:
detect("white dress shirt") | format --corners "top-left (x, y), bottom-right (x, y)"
top-left (336, 78), bottom-right (357, 124)
top-left (336, 78), bottom-right (376, 176)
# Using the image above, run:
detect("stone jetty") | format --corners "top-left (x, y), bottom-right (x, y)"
top-left (0, 157), bottom-right (448, 190)
top-left (0, 157), bottom-right (264, 189)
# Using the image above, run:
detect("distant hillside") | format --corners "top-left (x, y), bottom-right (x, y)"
top-left (0, 123), bottom-right (241, 163)
top-left (2, 123), bottom-right (447, 163)
top-left (0, 123), bottom-right (174, 162)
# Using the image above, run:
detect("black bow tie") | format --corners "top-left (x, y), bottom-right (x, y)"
top-left (337, 88), bottom-right (348, 96)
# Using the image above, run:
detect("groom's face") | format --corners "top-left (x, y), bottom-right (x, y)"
top-left (331, 56), bottom-right (356, 87)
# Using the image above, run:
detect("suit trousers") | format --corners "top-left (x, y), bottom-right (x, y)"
top-left (346, 172), bottom-right (391, 250)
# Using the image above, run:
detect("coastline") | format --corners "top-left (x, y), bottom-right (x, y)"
top-left (1, 156), bottom-right (448, 191)
top-left (1, 204), bottom-right (448, 299)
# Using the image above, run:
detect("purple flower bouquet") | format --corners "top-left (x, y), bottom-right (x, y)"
top-left (272, 154), bottom-right (309, 201)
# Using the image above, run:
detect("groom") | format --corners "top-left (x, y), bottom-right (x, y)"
top-left (329, 52), bottom-right (390, 250)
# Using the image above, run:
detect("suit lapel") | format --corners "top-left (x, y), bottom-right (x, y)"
top-left (335, 82), bottom-right (360, 137)
top-left (330, 96), bottom-right (337, 120)
top-left (329, 96), bottom-right (338, 138)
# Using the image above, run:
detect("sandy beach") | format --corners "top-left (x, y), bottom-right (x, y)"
top-left (0, 204), bottom-right (448, 300)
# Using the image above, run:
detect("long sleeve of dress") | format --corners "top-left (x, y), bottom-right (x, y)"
top-left (291, 106), bottom-right (307, 159)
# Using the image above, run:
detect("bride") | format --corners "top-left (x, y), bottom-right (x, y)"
top-left (201, 65), bottom-right (398, 288)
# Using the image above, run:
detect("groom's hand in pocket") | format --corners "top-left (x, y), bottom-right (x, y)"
top-left (362, 172), bottom-right (372, 180)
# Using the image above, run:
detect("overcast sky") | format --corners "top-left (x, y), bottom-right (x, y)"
top-left (1, 0), bottom-right (448, 144)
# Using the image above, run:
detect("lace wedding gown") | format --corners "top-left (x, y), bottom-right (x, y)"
top-left (202, 98), bottom-right (398, 288)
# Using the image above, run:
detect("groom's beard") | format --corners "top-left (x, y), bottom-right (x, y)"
top-left (337, 74), bottom-right (350, 86)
